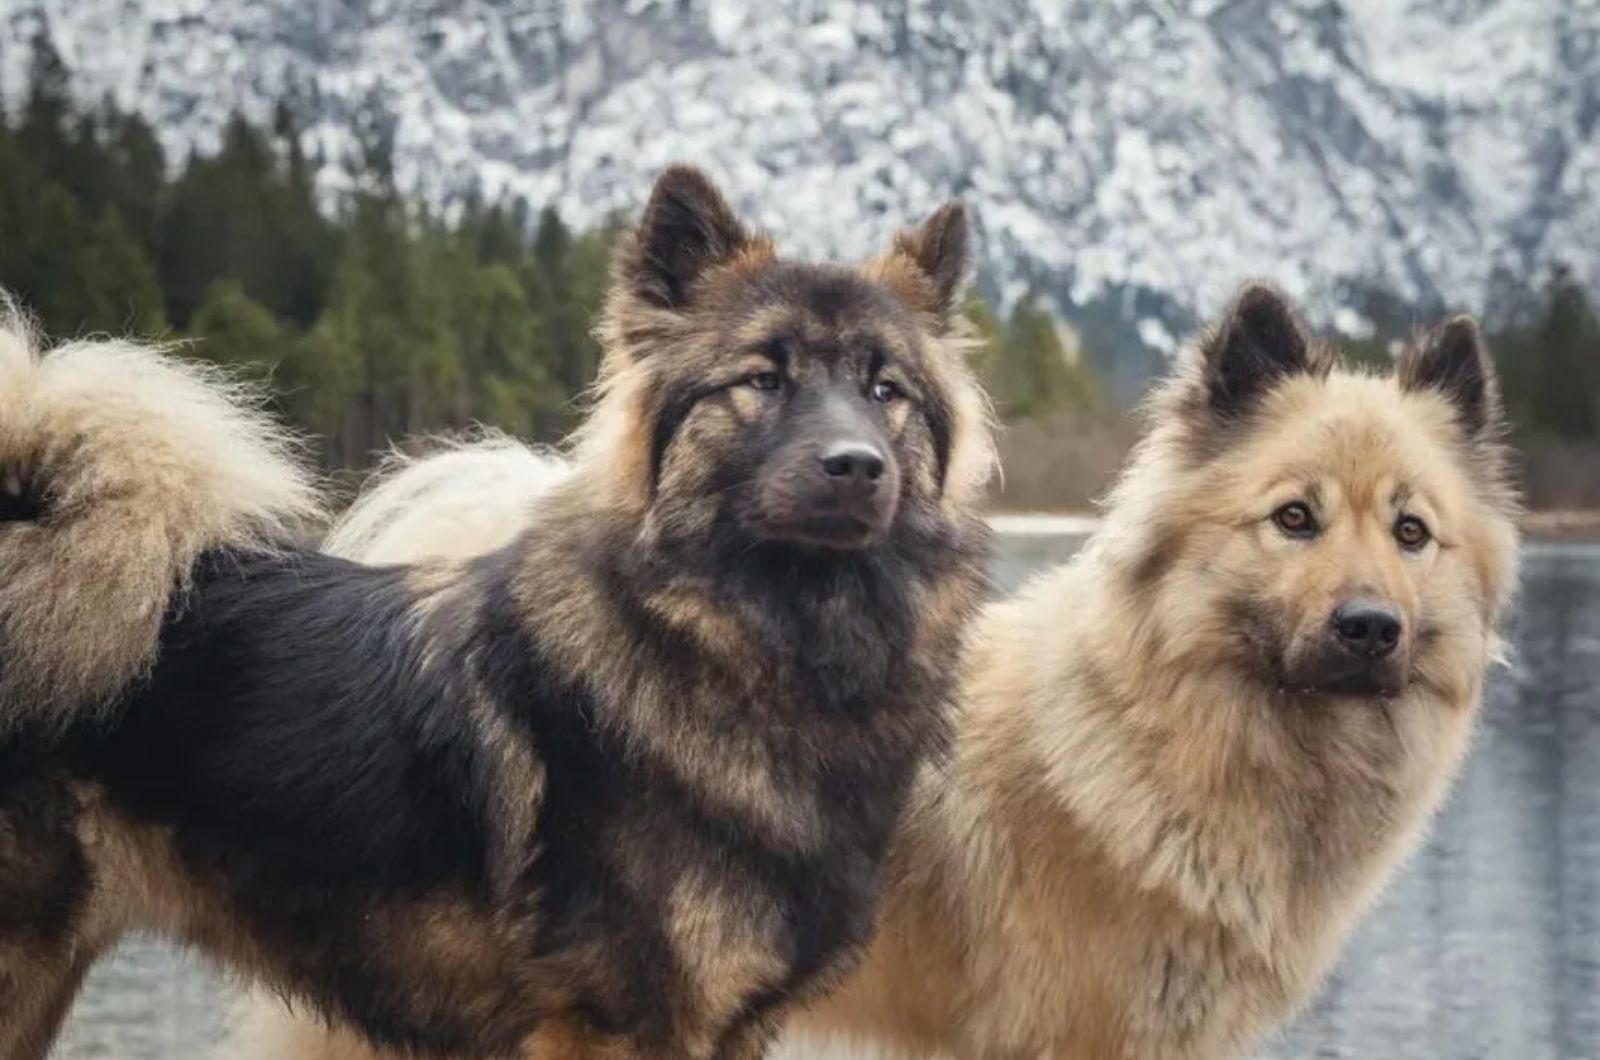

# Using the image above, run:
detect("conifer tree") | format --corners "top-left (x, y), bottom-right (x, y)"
top-left (1510, 267), bottom-right (1600, 440)
top-left (105, 111), bottom-right (166, 256)
top-left (987, 293), bottom-right (1099, 420)
top-left (190, 279), bottom-right (284, 376)
top-left (77, 209), bottom-right (167, 334)
top-left (17, 31), bottom-right (71, 177)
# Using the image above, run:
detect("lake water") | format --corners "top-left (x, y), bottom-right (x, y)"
top-left (52, 536), bottom-right (1600, 1060)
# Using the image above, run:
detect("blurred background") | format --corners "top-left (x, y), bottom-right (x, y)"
top-left (0, 1), bottom-right (1595, 1057)
top-left (1, 0), bottom-right (1596, 511)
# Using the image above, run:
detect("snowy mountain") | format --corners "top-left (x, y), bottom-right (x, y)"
top-left (2, 0), bottom-right (1594, 390)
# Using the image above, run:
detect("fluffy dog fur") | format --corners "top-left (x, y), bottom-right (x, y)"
top-left (792, 286), bottom-right (1520, 1059)
top-left (0, 301), bottom-right (320, 733)
top-left (232, 285), bottom-right (1519, 1060)
top-left (322, 431), bottom-right (571, 565)
top-left (0, 166), bottom-right (993, 1060)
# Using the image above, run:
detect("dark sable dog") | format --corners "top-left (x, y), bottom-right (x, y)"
top-left (0, 167), bottom-right (993, 1060)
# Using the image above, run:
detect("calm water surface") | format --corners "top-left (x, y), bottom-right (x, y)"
top-left (55, 537), bottom-right (1600, 1059)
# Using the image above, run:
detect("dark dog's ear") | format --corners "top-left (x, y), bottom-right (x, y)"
top-left (873, 202), bottom-right (971, 331)
top-left (623, 166), bottom-right (754, 309)
top-left (1398, 315), bottom-right (1498, 437)
top-left (1198, 284), bottom-right (1315, 419)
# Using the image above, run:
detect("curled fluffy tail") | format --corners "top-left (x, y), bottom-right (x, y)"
top-left (0, 300), bottom-right (321, 734)
top-left (325, 429), bottom-right (570, 565)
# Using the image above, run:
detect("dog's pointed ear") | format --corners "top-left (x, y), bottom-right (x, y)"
top-left (873, 202), bottom-right (971, 331)
top-left (1199, 284), bottom-right (1315, 419)
top-left (1398, 315), bottom-right (1498, 437)
top-left (622, 166), bottom-right (754, 309)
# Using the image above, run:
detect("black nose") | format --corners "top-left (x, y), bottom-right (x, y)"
top-left (820, 443), bottom-right (885, 488)
top-left (1332, 600), bottom-right (1403, 659)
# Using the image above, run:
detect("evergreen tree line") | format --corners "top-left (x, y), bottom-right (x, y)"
top-left (2, 32), bottom-right (1589, 484)
top-left (1343, 270), bottom-right (1600, 446)
top-left (0, 34), bottom-right (613, 467)
top-left (0, 34), bottom-right (1101, 471)
top-left (1488, 266), bottom-right (1600, 444)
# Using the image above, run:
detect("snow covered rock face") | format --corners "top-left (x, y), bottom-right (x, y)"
top-left (1, 0), bottom-right (1593, 385)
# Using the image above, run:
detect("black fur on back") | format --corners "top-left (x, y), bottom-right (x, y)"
top-left (21, 480), bottom-right (985, 1055)
top-left (83, 551), bottom-right (493, 892)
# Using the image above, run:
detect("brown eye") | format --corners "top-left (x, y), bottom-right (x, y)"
top-left (745, 371), bottom-right (783, 392)
top-left (1395, 515), bottom-right (1431, 550)
top-left (870, 379), bottom-right (902, 403)
top-left (1272, 501), bottom-right (1317, 538)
